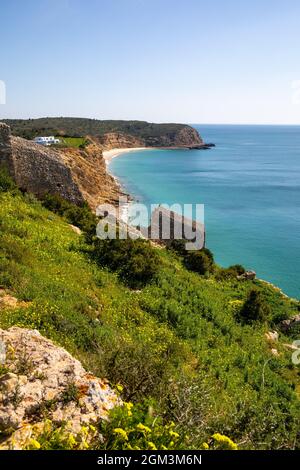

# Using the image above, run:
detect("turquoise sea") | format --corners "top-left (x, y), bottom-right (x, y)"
top-left (109, 125), bottom-right (300, 299)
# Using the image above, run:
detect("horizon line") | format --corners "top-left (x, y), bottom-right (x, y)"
top-left (1, 115), bottom-right (300, 126)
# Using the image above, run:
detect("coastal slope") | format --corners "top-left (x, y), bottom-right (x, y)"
top-left (0, 119), bottom-right (210, 208)
top-left (2, 117), bottom-right (205, 148)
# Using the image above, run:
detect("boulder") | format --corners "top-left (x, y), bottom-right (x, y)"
top-left (237, 271), bottom-right (256, 281)
top-left (0, 327), bottom-right (119, 447)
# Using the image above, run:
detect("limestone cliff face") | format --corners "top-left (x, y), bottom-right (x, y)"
top-left (0, 121), bottom-right (207, 210)
top-left (143, 126), bottom-right (204, 148)
top-left (11, 136), bottom-right (84, 205)
top-left (0, 123), bottom-right (121, 209)
top-left (0, 123), bottom-right (83, 205)
top-left (97, 132), bottom-right (144, 150)
top-left (96, 126), bottom-right (203, 149)
top-left (0, 327), bottom-right (119, 449)
top-left (59, 141), bottom-right (123, 210)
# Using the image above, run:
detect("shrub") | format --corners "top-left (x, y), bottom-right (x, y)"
top-left (92, 238), bottom-right (159, 289)
top-left (237, 289), bottom-right (271, 324)
top-left (0, 167), bottom-right (17, 193)
top-left (216, 264), bottom-right (245, 280)
top-left (42, 193), bottom-right (97, 237)
top-left (184, 248), bottom-right (214, 275)
top-left (97, 401), bottom-right (185, 450)
top-left (167, 239), bottom-right (188, 255)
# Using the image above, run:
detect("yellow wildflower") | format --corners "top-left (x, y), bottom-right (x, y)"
top-left (212, 433), bottom-right (238, 450)
top-left (169, 430), bottom-right (179, 439)
top-left (113, 428), bottom-right (128, 441)
top-left (200, 442), bottom-right (209, 450)
top-left (67, 434), bottom-right (77, 448)
top-left (148, 442), bottom-right (157, 450)
top-left (28, 439), bottom-right (41, 450)
top-left (136, 423), bottom-right (151, 433)
top-left (124, 402), bottom-right (133, 417)
top-left (116, 384), bottom-right (124, 393)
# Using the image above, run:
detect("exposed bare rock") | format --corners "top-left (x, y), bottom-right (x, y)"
top-left (283, 342), bottom-right (300, 351)
top-left (144, 126), bottom-right (203, 148)
top-left (270, 348), bottom-right (280, 357)
top-left (3, 117), bottom-right (206, 149)
top-left (237, 271), bottom-right (256, 281)
top-left (69, 224), bottom-right (82, 235)
top-left (58, 141), bottom-right (122, 210)
top-left (0, 289), bottom-right (29, 310)
top-left (97, 132), bottom-right (144, 150)
top-left (0, 123), bottom-right (122, 209)
top-left (265, 331), bottom-right (279, 342)
top-left (0, 120), bottom-right (210, 211)
top-left (280, 314), bottom-right (300, 332)
top-left (0, 123), bottom-right (83, 205)
top-left (0, 327), bottom-right (119, 448)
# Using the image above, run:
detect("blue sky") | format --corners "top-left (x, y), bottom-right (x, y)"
top-left (1, 0), bottom-right (300, 124)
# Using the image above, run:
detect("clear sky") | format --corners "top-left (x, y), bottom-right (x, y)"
top-left (1, 0), bottom-right (300, 124)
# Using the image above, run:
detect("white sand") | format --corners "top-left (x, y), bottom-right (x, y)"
top-left (102, 147), bottom-right (150, 165)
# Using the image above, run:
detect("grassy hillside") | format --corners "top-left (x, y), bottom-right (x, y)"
top-left (0, 175), bottom-right (299, 449)
top-left (2, 117), bottom-right (193, 141)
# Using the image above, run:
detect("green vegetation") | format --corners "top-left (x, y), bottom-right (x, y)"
top-left (92, 238), bottom-right (160, 289)
top-left (0, 169), bottom-right (300, 450)
top-left (2, 117), bottom-right (193, 143)
top-left (237, 289), bottom-right (271, 324)
top-left (57, 136), bottom-right (89, 149)
top-left (184, 248), bottom-right (215, 275)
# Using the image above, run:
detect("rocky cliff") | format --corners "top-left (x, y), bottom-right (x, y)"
top-left (0, 123), bottom-right (121, 209)
top-left (0, 119), bottom-right (209, 209)
top-left (58, 140), bottom-right (122, 209)
top-left (3, 117), bottom-right (205, 149)
top-left (0, 327), bottom-right (119, 449)
top-left (0, 123), bottom-right (83, 205)
top-left (97, 131), bottom-right (144, 150)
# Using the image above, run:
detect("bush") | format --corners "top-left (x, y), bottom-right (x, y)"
top-left (0, 167), bottom-right (17, 193)
top-left (184, 248), bottom-right (214, 275)
top-left (237, 289), bottom-right (271, 324)
top-left (42, 193), bottom-right (97, 237)
top-left (216, 264), bottom-right (245, 280)
top-left (97, 401), bottom-right (185, 450)
top-left (93, 238), bottom-right (160, 289)
top-left (167, 239), bottom-right (188, 255)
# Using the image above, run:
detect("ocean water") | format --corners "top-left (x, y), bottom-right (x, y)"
top-left (109, 125), bottom-right (300, 298)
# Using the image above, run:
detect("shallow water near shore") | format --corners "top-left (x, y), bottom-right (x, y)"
top-left (109, 124), bottom-right (300, 298)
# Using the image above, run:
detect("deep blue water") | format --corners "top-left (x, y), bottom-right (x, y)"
top-left (110, 125), bottom-right (300, 298)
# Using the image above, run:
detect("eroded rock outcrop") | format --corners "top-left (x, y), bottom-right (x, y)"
top-left (97, 132), bottom-right (144, 150)
top-left (0, 120), bottom-right (210, 210)
top-left (0, 327), bottom-right (119, 449)
top-left (0, 123), bottom-right (83, 204)
top-left (0, 123), bottom-right (121, 208)
top-left (59, 140), bottom-right (122, 209)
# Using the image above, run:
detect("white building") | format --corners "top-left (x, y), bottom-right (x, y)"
top-left (34, 136), bottom-right (60, 146)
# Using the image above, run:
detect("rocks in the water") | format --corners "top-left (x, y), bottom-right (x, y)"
top-left (237, 270), bottom-right (256, 281)
top-left (0, 327), bottom-right (119, 448)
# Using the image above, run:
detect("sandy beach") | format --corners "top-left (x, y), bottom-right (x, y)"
top-left (102, 147), bottom-right (150, 165)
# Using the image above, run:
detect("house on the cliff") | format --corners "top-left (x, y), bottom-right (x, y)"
top-left (34, 136), bottom-right (60, 146)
